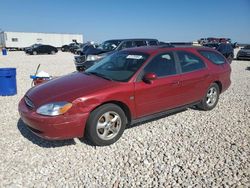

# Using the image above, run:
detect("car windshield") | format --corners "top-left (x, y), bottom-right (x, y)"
top-left (98, 40), bottom-right (122, 51)
top-left (31, 44), bottom-right (42, 48)
top-left (86, 51), bottom-right (149, 82)
top-left (243, 45), bottom-right (250, 50)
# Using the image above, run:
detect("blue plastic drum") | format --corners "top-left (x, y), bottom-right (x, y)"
top-left (0, 68), bottom-right (17, 96)
top-left (2, 48), bottom-right (7, 55)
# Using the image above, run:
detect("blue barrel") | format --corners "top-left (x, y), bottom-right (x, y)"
top-left (2, 48), bottom-right (7, 55)
top-left (0, 68), bottom-right (17, 96)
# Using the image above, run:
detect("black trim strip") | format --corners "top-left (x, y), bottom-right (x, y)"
top-left (131, 101), bottom-right (200, 125)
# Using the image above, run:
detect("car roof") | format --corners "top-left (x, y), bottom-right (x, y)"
top-left (105, 38), bottom-right (158, 42)
top-left (123, 45), bottom-right (215, 55)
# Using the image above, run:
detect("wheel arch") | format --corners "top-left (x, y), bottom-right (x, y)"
top-left (90, 100), bottom-right (132, 125)
top-left (213, 80), bottom-right (222, 93)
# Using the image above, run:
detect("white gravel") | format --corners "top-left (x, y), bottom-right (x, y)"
top-left (0, 51), bottom-right (249, 187)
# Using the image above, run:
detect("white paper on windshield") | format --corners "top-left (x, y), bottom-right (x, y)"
top-left (126, 55), bottom-right (143, 59)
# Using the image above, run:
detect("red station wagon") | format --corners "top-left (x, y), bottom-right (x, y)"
top-left (18, 46), bottom-right (231, 146)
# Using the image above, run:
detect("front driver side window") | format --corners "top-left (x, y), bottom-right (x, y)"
top-left (143, 52), bottom-right (177, 77)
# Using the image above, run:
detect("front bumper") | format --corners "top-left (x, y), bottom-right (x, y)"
top-left (18, 98), bottom-right (89, 140)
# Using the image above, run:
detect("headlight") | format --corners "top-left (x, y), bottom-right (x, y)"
top-left (36, 102), bottom-right (72, 116)
top-left (86, 55), bottom-right (103, 61)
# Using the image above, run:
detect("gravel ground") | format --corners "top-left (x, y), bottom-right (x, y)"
top-left (0, 51), bottom-right (249, 187)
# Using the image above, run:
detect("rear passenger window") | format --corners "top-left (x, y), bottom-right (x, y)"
top-left (134, 41), bottom-right (147, 47)
top-left (177, 51), bottom-right (206, 73)
top-left (198, 50), bottom-right (225, 64)
top-left (143, 52), bottom-right (177, 77)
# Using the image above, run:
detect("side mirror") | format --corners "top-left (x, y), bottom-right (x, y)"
top-left (143, 73), bottom-right (157, 84)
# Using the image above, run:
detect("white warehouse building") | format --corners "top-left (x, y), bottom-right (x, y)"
top-left (0, 31), bottom-right (83, 49)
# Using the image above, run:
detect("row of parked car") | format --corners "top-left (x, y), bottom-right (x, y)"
top-left (72, 38), bottom-right (250, 72)
top-left (22, 39), bottom-right (250, 64)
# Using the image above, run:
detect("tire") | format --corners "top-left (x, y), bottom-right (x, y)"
top-left (198, 83), bottom-right (220, 111)
top-left (85, 104), bottom-right (127, 146)
top-left (51, 51), bottom-right (56, 55)
top-left (32, 51), bottom-right (37, 55)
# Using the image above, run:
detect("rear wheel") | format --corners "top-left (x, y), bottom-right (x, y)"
top-left (198, 83), bottom-right (220, 111)
top-left (51, 50), bottom-right (56, 55)
top-left (85, 104), bottom-right (127, 146)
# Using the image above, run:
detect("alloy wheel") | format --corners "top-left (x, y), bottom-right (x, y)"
top-left (96, 111), bottom-right (121, 140)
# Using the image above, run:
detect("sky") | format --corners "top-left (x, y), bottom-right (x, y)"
top-left (0, 0), bottom-right (249, 43)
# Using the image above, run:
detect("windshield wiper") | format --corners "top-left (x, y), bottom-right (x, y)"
top-left (87, 71), bottom-right (113, 81)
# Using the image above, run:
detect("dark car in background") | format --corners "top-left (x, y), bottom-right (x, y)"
top-left (61, 43), bottom-right (78, 52)
top-left (25, 45), bottom-right (58, 55)
top-left (69, 43), bottom-right (84, 54)
top-left (24, 43), bottom-right (42, 51)
top-left (237, 45), bottom-right (250, 60)
top-left (216, 43), bottom-right (234, 63)
top-left (203, 43), bottom-right (234, 63)
top-left (74, 38), bottom-right (159, 71)
top-left (61, 43), bottom-right (74, 52)
top-left (75, 42), bottom-right (98, 55)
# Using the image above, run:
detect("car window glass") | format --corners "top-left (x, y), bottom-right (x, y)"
top-left (243, 45), bottom-right (250, 50)
top-left (120, 41), bottom-right (134, 50)
top-left (86, 52), bottom-right (149, 82)
top-left (134, 41), bottom-right (147, 47)
top-left (143, 52), bottom-right (177, 77)
top-left (177, 51), bottom-right (206, 73)
top-left (148, 41), bottom-right (158, 46)
top-left (198, 50), bottom-right (225, 64)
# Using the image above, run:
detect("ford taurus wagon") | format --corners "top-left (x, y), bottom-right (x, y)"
top-left (19, 46), bottom-right (231, 146)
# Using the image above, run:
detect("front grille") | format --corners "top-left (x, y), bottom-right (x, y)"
top-left (75, 55), bottom-right (86, 64)
top-left (24, 96), bottom-right (35, 109)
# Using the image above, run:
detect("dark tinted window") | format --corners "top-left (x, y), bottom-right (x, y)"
top-left (177, 51), bottom-right (206, 73)
top-left (12, 38), bottom-right (18, 42)
top-left (199, 50), bottom-right (225, 64)
top-left (148, 40), bottom-right (158, 46)
top-left (119, 41), bottom-right (134, 50)
top-left (134, 40), bottom-right (147, 47)
top-left (243, 45), bottom-right (250, 49)
top-left (144, 53), bottom-right (177, 77)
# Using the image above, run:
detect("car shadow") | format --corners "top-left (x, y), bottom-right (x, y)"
top-left (246, 67), bottom-right (250, 71)
top-left (17, 118), bottom-right (76, 148)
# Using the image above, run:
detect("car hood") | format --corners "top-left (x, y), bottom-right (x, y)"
top-left (26, 72), bottom-right (116, 107)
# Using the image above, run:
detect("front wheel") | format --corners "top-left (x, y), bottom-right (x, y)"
top-left (85, 104), bottom-right (127, 146)
top-left (32, 51), bottom-right (37, 55)
top-left (198, 83), bottom-right (220, 111)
